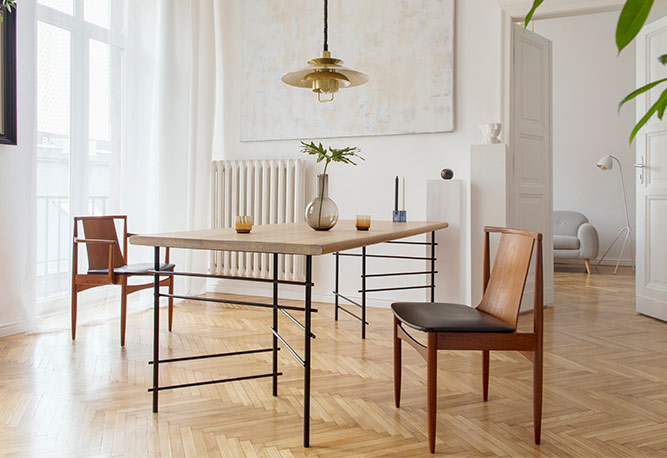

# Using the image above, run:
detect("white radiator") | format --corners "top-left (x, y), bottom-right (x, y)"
top-left (210, 159), bottom-right (306, 281)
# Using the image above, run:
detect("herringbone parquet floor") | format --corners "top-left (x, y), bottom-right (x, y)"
top-left (1, 266), bottom-right (666, 457)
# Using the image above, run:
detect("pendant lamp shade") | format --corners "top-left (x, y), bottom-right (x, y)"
top-left (281, 0), bottom-right (368, 102)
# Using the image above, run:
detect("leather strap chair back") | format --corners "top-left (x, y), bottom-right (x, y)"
top-left (81, 217), bottom-right (126, 271)
top-left (477, 231), bottom-right (535, 328)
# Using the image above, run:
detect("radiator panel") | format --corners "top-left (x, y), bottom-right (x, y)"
top-left (210, 159), bottom-right (306, 281)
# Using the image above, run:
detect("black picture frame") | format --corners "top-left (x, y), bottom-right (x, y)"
top-left (0, 6), bottom-right (16, 145)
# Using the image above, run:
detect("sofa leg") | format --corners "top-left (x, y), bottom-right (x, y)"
top-left (584, 259), bottom-right (592, 275)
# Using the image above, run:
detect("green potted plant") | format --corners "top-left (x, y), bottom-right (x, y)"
top-left (300, 141), bottom-right (364, 230)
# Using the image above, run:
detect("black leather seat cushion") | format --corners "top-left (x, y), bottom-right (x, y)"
top-left (391, 302), bottom-right (515, 333)
top-left (88, 263), bottom-right (175, 276)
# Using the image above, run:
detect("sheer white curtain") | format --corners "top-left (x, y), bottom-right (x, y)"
top-left (123, 0), bottom-right (225, 296)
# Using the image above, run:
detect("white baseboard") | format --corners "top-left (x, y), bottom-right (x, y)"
top-left (0, 319), bottom-right (34, 338)
top-left (555, 259), bottom-right (635, 267)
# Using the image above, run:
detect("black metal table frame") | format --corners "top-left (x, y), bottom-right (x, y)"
top-left (149, 249), bottom-right (316, 447)
top-left (333, 231), bottom-right (437, 339)
top-left (147, 230), bottom-right (438, 447)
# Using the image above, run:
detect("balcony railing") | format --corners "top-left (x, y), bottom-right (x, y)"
top-left (36, 194), bottom-right (110, 300)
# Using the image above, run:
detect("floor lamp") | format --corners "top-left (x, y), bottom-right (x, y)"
top-left (596, 154), bottom-right (635, 274)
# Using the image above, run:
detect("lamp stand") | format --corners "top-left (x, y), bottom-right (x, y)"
top-left (596, 156), bottom-right (635, 274)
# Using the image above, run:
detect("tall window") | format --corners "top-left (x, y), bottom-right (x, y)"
top-left (36, 0), bottom-right (125, 310)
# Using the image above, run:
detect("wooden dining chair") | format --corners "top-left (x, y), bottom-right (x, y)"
top-left (71, 215), bottom-right (175, 346)
top-left (392, 226), bottom-right (543, 453)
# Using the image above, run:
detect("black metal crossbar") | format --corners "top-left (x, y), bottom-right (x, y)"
top-left (338, 305), bottom-right (369, 324)
top-left (360, 285), bottom-right (433, 293)
top-left (362, 270), bottom-right (438, 278)
top-left (332, 291), bottom-right (362, 308)
top-left (149, 269), bottom-right (312, 287)
top-left (337, 253), bottom-right (435, 261)
top-left (385, 240), bottom-right (438, 246)
top-left (159, 293), bottom-right (318, 313)
top-left (333, 231), bottom-right (438, 339)
top-left (270, 327), bottom-right (305, 367)
top-left (147, 372), bottom-right (281, 392)
top-left (149, 347), bottom-right (275, 365)
top-left (280, 308), bottom-right (316, 338)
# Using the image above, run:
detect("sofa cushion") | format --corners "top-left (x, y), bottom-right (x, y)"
top-left (553, 235), bottom-right (580, 250)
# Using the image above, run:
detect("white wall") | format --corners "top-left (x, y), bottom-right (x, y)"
top-left (218, 0), bottom-right (501, 306)
top-left (536, 12), bottom-right (637, 265)
top-left (0, 3), bottom-right (37, 335)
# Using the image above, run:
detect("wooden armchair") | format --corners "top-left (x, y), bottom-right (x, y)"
top-left (392, 226), bottom-right (543, 453)
top-left (71, 215), bottom-right (175, 346)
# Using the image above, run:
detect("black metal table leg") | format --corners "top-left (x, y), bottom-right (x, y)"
top-left (361, 247), bottom-right (366, 339)
top-left (304, 255), bottom-right (312, 447)
top-left (152, 246), bottom-right (160, 412)
top-left (334, 252), bottom-right (339, 321)
top-left (272, 253), bottom-right (279, 396)
top-left (430, 231), bottom-right (436, 303)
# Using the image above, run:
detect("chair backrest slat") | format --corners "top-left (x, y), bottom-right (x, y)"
top-left (477, 230), bottom-right (537, 328)
top-left (80, 217), bottom-right (126, 270)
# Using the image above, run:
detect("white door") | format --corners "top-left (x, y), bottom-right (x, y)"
top-left (511, 24), bottom-right (554, 309)
top-left (636, 17), bottom-right (667, 322)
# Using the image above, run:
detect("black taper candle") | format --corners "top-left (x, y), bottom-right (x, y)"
top-left (394, 176), bottom-right (399, 212)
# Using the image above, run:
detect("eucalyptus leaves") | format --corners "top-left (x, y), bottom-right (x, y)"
top-left (300, 141), bottom-right (364, 229)
top-left (525, 0), bottom-right (665, 144)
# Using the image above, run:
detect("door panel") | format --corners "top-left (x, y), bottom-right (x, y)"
top-left (636, 17), bottom-right (667, 321)
top-left (511, 24), bottom-right (554, 309)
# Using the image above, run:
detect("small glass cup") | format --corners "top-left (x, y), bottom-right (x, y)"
top-left (356, 215), bottom-right (371, 231)
top-left (235, 215), bottom-right (253, 233)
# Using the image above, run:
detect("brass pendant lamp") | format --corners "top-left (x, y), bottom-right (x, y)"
top-left (281, 0), bottom-right (369, 103)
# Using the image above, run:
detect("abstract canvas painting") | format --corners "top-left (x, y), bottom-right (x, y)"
top-left (240, 0), bottom-right (455, 141)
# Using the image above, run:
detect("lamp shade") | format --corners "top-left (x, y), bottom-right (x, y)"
top-left (597, 155), bottom-right (613, 171)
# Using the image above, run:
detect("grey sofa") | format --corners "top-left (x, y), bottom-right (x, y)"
top-left (553, 211), bottom-right (599, 274)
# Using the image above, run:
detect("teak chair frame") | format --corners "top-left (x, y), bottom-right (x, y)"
top-left (393, 226), bottom-right (543, 453)
top-left (71, 215), bottom-right (174, 346)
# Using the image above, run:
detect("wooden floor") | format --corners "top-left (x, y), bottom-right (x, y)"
top-left (1, 266), bottom-right (666, 457)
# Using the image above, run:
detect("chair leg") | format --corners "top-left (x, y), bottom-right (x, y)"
top-left (393, 316), bottom-right (402, 408)
top-left (71, 286), bottom-right (78, 340)
top-left (482, 350), bottom-right (490, 401)
top-left (584, 258), bottom-right (592, 275)
top-left (168, 275), bottom-right (174, 332)
top-left (120, 278), bottom-right (128, 347)
top-left (427, 332), bottom-right (437, 454)
top-left (533, 349), bottom-right (543, 445)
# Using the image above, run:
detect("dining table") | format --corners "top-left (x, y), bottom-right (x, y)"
top-left (130, 219), bottom-right (448, 447)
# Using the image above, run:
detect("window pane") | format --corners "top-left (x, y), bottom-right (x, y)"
top-left (84, 0), bottom-right (110, 29)
top-left (88, 39), bottom-right (110, 214)
top-left (36, 22), bottom-right (71, 301)
top-left (38, 0), bottom-right (73, 15)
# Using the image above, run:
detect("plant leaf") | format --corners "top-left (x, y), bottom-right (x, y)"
top-left (618, 77), bottom-right (667, 112)
top-left (616, 0), bottom-right (654, 53)
top-left (629, 88), bottom-right (667, 144)
top-left (524, 0), bottom-right (544, 28)
top-left (657, 92), bottom-right (667, 119)
top-left (659, 54), bottom-right (667, 65)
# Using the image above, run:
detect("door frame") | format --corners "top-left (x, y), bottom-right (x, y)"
top-left (497, 0), bottom-right (626, 306)
top-left (498, 0), bottom-right (625, 144)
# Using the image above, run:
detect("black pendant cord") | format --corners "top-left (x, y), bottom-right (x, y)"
top-left (323, 0), bottom-right (328, 51)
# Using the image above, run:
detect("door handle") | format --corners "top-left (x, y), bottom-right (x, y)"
top-left (634, 156), bottom-right (645, 184)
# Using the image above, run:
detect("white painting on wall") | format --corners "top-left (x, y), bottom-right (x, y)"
top-left (240, 0), bottom-right (455, 141)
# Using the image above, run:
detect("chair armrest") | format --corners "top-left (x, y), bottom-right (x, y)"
top-left (74, 238), bottom-right (116, 245)
top-left (73, 238), bottom-right (116, 282)
top-left (577, 223), bottom-right (599, 260)
top-left (126, 232), bottom-right (139, 238)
